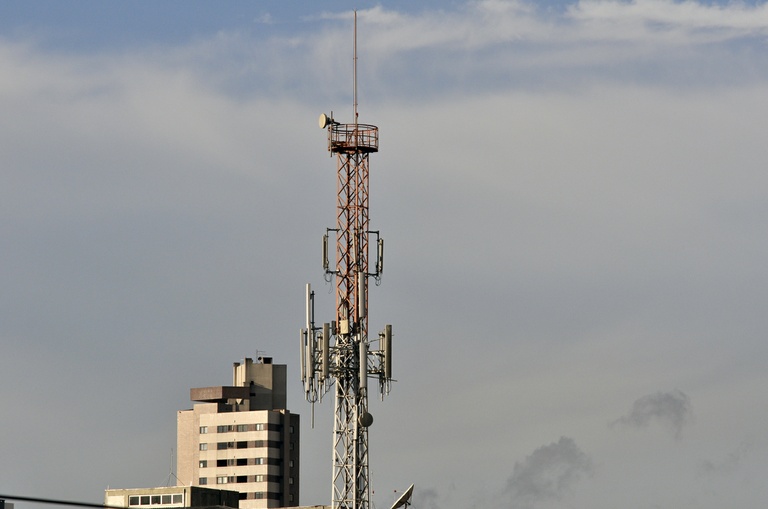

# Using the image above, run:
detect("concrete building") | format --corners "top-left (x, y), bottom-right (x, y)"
top-left (177, 357), bottom-right (299, 509)
top-left (104, 486), bottom-right (239, 509)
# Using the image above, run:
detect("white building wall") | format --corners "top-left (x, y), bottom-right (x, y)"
top-left (178, 405), bottom-right (299, 508)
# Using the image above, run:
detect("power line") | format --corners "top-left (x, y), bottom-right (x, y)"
top-left (0, 494), bottom-right (125, 509)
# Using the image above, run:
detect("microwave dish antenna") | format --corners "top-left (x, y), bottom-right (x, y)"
top-left (319, 113), bottom-right (336, 129)
top-left (390, 484), bottom-right (414, 509)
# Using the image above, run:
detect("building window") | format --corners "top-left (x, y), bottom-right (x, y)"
top-left (237, 458), bottom-right (248, 466)
top-left (199, 426), bottom-right (208, 434)
top-left (237, 424), bottom-right (247, 432)
top-left (255, 475), bottom-right (265, 482)
top-left (255, 423), bottom-right (265, 431)
top-left (217, 476), bottom-right (227, 484)
top-left (237, 441), bottom-right (248, 449)
top-left (199, 460), bottom-right (207, 468)
top-left (127, 493), bottom-right (185, 506)
top-left (289, 426), bottom-right (294, 434)
top-left (199, 443), bottom-right (208, 451)
top-left (199, 477), bottom-right (207, 485)
top-left (289, 477), bottom-right (294, 485)
top-left (289, 460), bottom-right (294, 468)
top-left (254, 458), bottom-right (265, 465)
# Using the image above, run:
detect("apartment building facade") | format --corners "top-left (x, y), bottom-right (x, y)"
top-left (177, 357), bottom-right (300, 509)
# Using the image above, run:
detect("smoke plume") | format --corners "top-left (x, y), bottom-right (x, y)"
top-left (505, 436), bottom-right (593, 508)
top-left (612, 390), bottom-right (692, 439)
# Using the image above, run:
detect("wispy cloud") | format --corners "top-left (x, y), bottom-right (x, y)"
top-left (413, 488), bottom-right (441, 509)
top-left (353, 0), bottom-right (768, 53)
top-left (697, 439), bottom-right (754, 477)
top-left (612, 390), bottom-right (692, 439)
top-left (505, 437), bottom-right (593, 508)
top-left (287, 1), bottom-right (768, 98)
top-left (253, 13), bottom-right (274, 25)
top-left (569, 0), bottom-right (768, 40)
top-left (52, 0), bottom-right (764, 103)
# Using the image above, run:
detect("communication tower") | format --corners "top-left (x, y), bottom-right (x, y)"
top-left (300, 12), bottom-right (394, 509)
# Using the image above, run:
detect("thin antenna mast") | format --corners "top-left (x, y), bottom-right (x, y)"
top-left (354, 10), bottom-right (358, 125)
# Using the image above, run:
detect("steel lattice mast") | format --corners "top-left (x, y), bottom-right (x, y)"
top-left (300, 12), bottom-right (394, 509)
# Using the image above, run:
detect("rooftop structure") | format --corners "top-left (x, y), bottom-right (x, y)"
top-left (104, 486), bottom-right (239, 509)
top-left (177, 357), bottom-right (299, 509)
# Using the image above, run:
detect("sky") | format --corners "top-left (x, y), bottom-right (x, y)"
top-left (1, 1), bottom-right (768, 509)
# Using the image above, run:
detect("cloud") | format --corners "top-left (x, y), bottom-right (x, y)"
top-left (612, 390), bottom-right (692, 439)
top-left (413, 488), bottom-right (441, 509)
top-left (505, 437), bottom-right (593, 508)
top-left (569, 0), bottom-right (768, 41)
top-left (108, 0), bottom-right (768, 105)
top-left (697, 439), bottom-right (754, 477)
top-left (253, 13), bottom-right (274, 25)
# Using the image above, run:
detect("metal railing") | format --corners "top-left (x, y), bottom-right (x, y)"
top-left (328, 124), bottom-right (379, 153)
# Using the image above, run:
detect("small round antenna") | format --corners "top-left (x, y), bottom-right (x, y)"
top-left (319, 113), bottom-right (334, 129)
top-left (390, 484), bottom-right (414, 509)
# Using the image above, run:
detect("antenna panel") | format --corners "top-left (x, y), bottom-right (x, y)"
top-left (358, 271), bottom-right (367, 319)
top-left (299, 329), bottom-right (307, 383)
top-left (383, 324), bottom-right (392, 379)
top-left (305, 332), bottom-right (315, 383)
top-left (359, 339), bottom-right (368, 389)
top-left (377, 238), bottom-right (384, 274)
top-left (323, 234), bottom-right (329, 272)
top-left (321, 322), bottom-right (330, 380)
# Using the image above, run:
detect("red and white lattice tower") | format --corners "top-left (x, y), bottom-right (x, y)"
top-left (300, 12), bottom-right (394, 509)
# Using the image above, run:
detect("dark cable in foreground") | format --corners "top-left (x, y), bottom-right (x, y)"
top-left (0, 494), bottom-right (125, 509)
